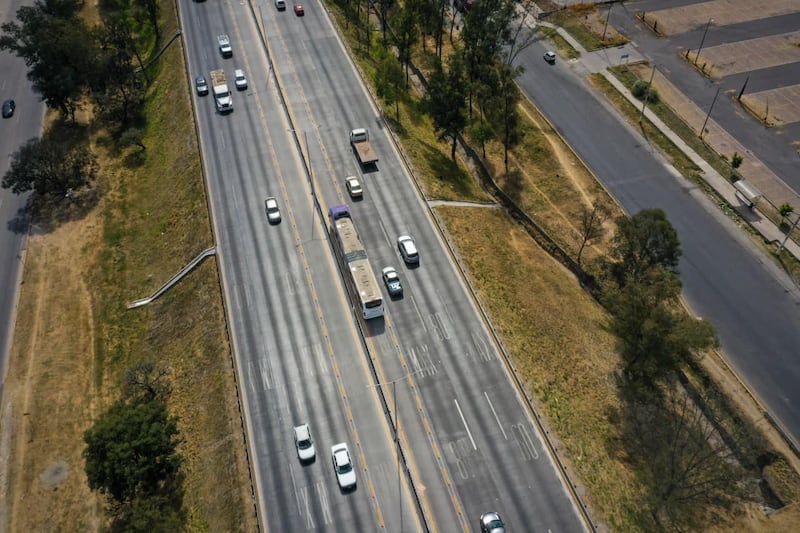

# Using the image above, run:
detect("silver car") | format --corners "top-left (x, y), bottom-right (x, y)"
top-left (480, 512), bottom-right (505, 533)
top-left (397, 235), bottom-right (419, 265)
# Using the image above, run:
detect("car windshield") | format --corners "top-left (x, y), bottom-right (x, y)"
top-left (487, 519), bottom-right (503, 528)
top-left (336, 458), bottom-right (352, 474)
top-left (298, 438), bottom-right (311, 449)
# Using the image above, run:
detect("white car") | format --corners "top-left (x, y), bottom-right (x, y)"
top-left (234, 69), bottom-right (247, 90)
top-left (274, 0), bottom-right (286, 9)
top-left (331, 443), bottom-right (356, 490)
top-left (293, 424), bottom-right (315, 463)
top-left (397, 235), bottom-right (419, 265)
top-left (543, 50), bottom-right (556, 64)
top-left (265, 197), bottom-right (281, 224)
top-left (345, 176), bottom-right (363, 198)
top-left (218, 34), bottom-right (232, 57)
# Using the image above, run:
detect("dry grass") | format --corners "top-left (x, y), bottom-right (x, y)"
top-left (0, 3), bottom-right (256, 531)
top-left (436, 206), bottom-right (645, 529)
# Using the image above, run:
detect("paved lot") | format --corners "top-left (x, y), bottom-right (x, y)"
top-left (641, 0), bottom-right (799, 36)
top-left (694, 30), bottom-right (800, 78)
top-left (741, 84), bottom-right (800, 126)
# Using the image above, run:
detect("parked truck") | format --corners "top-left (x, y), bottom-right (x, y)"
top-left (349, 128), bottom-right (378, 166)
top-left (210, 69), bottom-right (233, 113)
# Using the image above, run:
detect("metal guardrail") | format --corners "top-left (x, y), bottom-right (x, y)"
top-left (126, 246), bottom-right (216, 309)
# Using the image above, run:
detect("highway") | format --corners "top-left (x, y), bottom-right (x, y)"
top-left (514, 40), bottom-right (800, 445)
top-left (0, 0), bottom-right (46, 401)
top-left (179, 0), bottom-right (585, 531)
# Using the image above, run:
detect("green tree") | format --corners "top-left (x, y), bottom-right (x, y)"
top-left (83, 398), bottom-right (183, 504)
top-left (375, 45), bottom-right (405, 121)
top-left (608, 208), bottom-right (681, 287)
top-left (90, 20), bottom-right (145, 126)
top-left (392, 2), bottom-right (417, 83)
top-left (0, 0), bottom-right (96, 120)
top-left (605, 267), bottom-right (717, 382)
top-left (425, 52), bottom-right (468, 160)
top-left (486, 63), bottom-right (522, 173)
top-left (2, 135), bottom-right (98, 199)
top-left (778, 202), bottom-right (794, 220)
top-left (471, 119), bottom-right (494, 159)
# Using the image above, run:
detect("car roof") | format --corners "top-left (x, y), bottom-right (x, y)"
top-left (293, 424), bottom-right (310, 439)
top-left (235, 69), bottom-right (245, 76)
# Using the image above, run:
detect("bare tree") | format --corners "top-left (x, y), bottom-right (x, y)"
top-left (576, 200), bottom-right (607, 265)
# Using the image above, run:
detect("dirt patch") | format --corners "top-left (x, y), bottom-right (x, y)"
top-left (1, 216), bottom-right (104, 532)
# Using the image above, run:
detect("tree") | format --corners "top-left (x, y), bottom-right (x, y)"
top-left (425, 52), bottom-right (468, 159)
top-left (778, 202), bottom-right (794, 220)
top-left (472, 119), bottom-right (493, 159)
top-left (90, 20), bottom-right (145, 126)
top-left (83, 398), bottom-right (183, 504)
top-left (2, 136), bottom-right (98, 199)
top-left (605, 267), bottom-right (717, 382)
top-left (375, 45), bottom-right (405, 121)
top-left (577, 201), bottom-right (608, 265)
top-left (0, 0), bottom-right (96, 119)
top-left (134, 0), bottom-right (160, 44)
top-left (608, 208), bottom-right (681, 287)
top-left (487, 62), bottom-right (522, 173)
top-left (392, 3), bottom-right (418, 83)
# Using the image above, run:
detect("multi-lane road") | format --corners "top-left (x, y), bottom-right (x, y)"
top-left (179, 0), bottom-right (584, 531)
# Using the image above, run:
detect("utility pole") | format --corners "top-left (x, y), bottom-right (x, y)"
top-left (700, 86), bottom-right (720, 140)
top-left (602, 1), bottom-right (614, 43)
top-left (777, 213), bottom-right (800, 255)
top-left (695, 18), bottom-right (714, 65)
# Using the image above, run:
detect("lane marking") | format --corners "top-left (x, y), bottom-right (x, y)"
top-left (454, 399), bottom-right (476, 451)
top-left (485, 391), bottom-right (507, 440)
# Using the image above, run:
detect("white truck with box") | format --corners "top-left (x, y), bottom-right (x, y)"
top-left (210, 69), bottom-right (233, 113)
top-left (349, 128), bottom-right (378, 166)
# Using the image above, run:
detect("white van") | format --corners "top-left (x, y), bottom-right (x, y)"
top-left (275, 0), bottom-right (286, 9)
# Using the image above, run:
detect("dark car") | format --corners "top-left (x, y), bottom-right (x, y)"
top-left (382, 267), bottom-right (403, 298)
top-left (195, 76), bottom-right (209, 96)
top-left (293, 3), bottom-right (304, 15)
top-left (2, 99), bottom-right (15, 118)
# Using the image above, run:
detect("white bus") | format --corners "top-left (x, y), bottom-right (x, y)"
top-left (329, 205), bottom-right (384, 320)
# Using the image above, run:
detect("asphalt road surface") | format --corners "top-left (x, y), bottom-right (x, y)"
top-left (516, 38), bottom-right (800, 447)
top-left (613, 0), bottom-right (800, 193)
top-left (0, 0), bottom-right (46, 401)
top-left (179, 0), bottom-right (585, 531)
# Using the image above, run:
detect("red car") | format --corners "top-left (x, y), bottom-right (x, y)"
top-left (293, 3), bottom-right (304, 15)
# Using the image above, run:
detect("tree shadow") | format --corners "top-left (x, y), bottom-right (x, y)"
top-left (608, 378), bottom-right (749, 530)
top-left (420, 140), bottom-right (476, 199)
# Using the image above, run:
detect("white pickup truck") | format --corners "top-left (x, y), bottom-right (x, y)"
top-left (210, 69), bottom-right (233, 113)
top-left (217, 34), bottom-right (232, 58)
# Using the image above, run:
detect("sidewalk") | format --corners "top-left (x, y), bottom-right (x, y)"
top-left (539, 21), bottom-right (800, 262)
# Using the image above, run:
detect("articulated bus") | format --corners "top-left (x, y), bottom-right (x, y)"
top-left (329, 205), bottom-right (384, 320)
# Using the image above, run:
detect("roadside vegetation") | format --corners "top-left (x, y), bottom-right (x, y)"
top-left (600, 65), bottom-right (800, 283)
top-left (325, 0), bottom-right (800, 530)
top-left (0, 0), bottom-right (255, 530)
